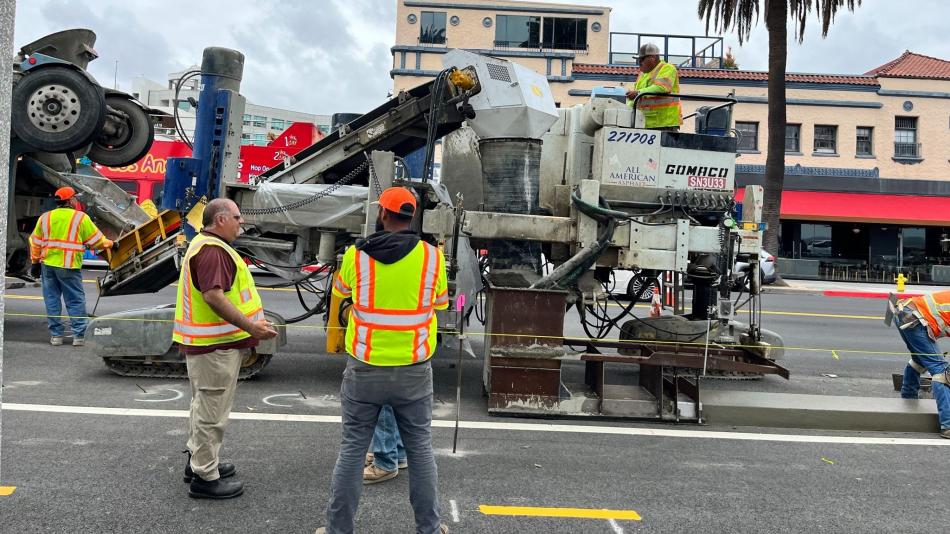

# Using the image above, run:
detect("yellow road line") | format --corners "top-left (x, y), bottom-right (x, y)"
top-left (4, 295), bottom-right (43, 300)
top-left (478, 505), bottom-right (641, 521)
top-left (0, 486), bottom-right (16, 496)
top-left (605, 302), bottom-right (880, 321)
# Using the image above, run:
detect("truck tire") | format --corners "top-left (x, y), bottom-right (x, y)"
top-left (87, 96), bottom-right (155, 167)
top-left (11, 66), bottom-right (106, 153)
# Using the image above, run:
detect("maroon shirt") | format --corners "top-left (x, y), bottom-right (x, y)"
top-left (180, 231), bottom-right (259, 355)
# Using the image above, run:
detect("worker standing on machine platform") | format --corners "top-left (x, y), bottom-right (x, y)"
top-left (29, 186), bottom-right (113, 347)
top-left (318, 187), bottom-right (449, 534)
top-left (173, 198), bottom-right (278, 499)
top-left (625, 42), bottom-right (682, 131)
top-left (891, 290), bottom-right (950, 439)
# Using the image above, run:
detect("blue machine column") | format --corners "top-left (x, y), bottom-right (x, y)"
top-left (161, 47), bottom-right (244, 225)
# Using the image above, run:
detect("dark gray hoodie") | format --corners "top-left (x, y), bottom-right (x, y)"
top-left (355, 230), bottom-right (421, 264)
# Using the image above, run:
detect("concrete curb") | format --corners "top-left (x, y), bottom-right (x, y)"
top-left (703, 390), bottom-right (939, 433)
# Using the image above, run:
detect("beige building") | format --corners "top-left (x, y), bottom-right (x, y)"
top-left (392, 0), bottom-right (950, 283)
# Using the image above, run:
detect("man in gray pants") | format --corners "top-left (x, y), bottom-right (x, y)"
top-left (316, 187), bottom-right (449, 534)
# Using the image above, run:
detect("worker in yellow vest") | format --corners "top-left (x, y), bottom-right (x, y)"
top-left (318, 187), bottom-right (449, 534)
top-left (625, 42), bottom-right (682, 131)
top-left (29, 186), bottom-right (113, 347)
top-left (173, 198), bottom-right (277, 499)
top-left (892, 290), bottom-right (950, 438)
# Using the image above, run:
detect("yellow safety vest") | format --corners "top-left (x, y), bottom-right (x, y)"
top-left (629, 60), bottom-right (682, 129)
top-left (332, 240), bottom-right (449, 366)
top-left (29, 207), bottom-right (108, 269)
top-left (173, 232), bottom-right (264, 347)
top-left (907, 290), bottom-right (950, 339)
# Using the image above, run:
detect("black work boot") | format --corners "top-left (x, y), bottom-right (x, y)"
top-left (188, 476), bottom-right (244, 499)
top-left (183, 450), bottom-right (236, 482)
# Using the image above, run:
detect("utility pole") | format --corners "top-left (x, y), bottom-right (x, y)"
top-left (0, 0), bottom-right (18, 497)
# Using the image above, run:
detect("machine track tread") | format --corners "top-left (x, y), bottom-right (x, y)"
top-left (103, 353), bottom-right (273, 380)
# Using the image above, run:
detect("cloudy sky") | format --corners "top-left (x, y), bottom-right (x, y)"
top-left (13, 0), bottom-right (950, 115)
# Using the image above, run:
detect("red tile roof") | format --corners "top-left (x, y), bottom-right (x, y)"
top-left (866, 51), bottom-right (950, 80)
top-left (572, 63), bottom-right (879, 86)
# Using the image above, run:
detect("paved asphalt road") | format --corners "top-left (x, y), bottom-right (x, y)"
top-left (2, 273), bottom-right (947, 533)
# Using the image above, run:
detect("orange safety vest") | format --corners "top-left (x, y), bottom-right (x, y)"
top-left (332, 240), bottom-right (449, 366)
top-left (29, 207), bottom-right (108, 269)
top-left (908, 290), bottom-right (950, 339)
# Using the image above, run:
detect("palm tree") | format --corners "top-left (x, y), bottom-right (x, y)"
top-left (697, 0), bottom-right (861, 257)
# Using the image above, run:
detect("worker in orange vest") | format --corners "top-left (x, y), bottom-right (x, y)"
top-left (892, 290), bottom-right (950, 438)
top-left (29, 187), bottom-right (113, 346)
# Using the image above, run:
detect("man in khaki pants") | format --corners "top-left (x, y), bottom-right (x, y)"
top-left (173, 198), bottom-right (277, 499)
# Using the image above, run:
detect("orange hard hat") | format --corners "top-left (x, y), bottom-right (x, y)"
top-left (378, 187), bottom-right (416, 217)
top-left (54, 187), bottom-right (76, 201)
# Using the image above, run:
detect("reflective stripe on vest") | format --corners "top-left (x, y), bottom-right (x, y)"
top-left (911, 291), bottom-right (950, 339)
top-left (346, 242), bottom-right (442, 365)
top-left (172, 233), bottom-right (264, 347)
top-left (634, 61), bottom-right (682, 128)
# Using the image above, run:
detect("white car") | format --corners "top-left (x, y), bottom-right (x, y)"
top-left (610, 269), bottom-right (658, 301)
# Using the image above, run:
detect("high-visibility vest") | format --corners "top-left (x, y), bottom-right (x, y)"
top-left (631, 61), bottom-right (682, 129)
top-left (907, 290), bottom-right (950, 339)
top-left (172, 233), bottom-right (264, 347)
top-left (332, 240), bottom-right (449, 366)
top-left (29, 208), bottom-right (108, 269)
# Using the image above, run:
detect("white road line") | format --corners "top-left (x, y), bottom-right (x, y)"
top-left (2, 402), bottom-right (949, 447)
top-left (450, 499), bottom-right (460, 523)
top-left (608, 518), bottom-right (624, 534)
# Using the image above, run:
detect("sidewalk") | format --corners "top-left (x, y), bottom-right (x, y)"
top-left (769, 278), bottom-right (947, 298)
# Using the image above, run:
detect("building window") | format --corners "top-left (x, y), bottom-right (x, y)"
top-left (894, 116), bottom-right (920, 158)
top-left (785, 124), bottom-right (800, 153)
top-left (542, 17), bottom-right (587, 51)
top-left (735, 122), bottom-right (758, 152)
top-left (814, 125), bottom-right (837, 154)
top-left (252, 133), bottom-right (268, 146)
top-left (270, 119), bottom-right (285, 131)
top-left (252, 115), bottom-right (267, 128)
top-left (242, 114), bottom-right (252, 126)
top-left (420, 11), bottom-right (446, 44)
top-left (495, 15), bottom-right (541, 48)
top-left (856, 126), bottom-right (873, 156)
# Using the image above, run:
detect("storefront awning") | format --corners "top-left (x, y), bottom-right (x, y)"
top-left (734, 189), bottom-right (950, 226)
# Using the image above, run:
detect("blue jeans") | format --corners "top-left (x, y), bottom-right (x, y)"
top-left (326, 357), bottom-right (440, 534)
top-left (372, 405), bottom-right (406, 471)
top-left (41, 264), bottom-right (88, 338)
top-left (896, 310), bottom-right (950, 430)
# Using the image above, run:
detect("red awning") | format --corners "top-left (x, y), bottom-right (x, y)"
top-left (734, 190), bottom-right (950, 226)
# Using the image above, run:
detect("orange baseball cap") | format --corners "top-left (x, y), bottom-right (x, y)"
top-left (378, 187), bottom-right (416, 217)
top-left (54, 187), bottom-right (76, 201)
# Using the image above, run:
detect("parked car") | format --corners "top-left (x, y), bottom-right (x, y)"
top-left (733, 249), bottom-right (777, 287)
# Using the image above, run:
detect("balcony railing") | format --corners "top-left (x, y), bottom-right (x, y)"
top-left (609, 32), bottom-right (724, 68)
top-left (492, 40), bottom-right (589, 53)
top-left (894, 142), bottom-right (922, 159)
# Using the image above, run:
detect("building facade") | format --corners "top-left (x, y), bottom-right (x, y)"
top-left (392, 0), bottom-right (950, 283)
top-left (130, 69), bottom-right (332, 146)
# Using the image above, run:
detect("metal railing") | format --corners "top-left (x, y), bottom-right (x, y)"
top-left (609, 32), bottom-right (723, 68)
top-left (492, 40), bottom-right (589, 53)
top-left (894, 142), bottom-right (921, 158)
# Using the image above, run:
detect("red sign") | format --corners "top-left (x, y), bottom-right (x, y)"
top-left (95, 122), bottom-right (325, 184)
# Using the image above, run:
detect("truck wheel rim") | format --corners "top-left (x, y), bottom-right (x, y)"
top-left (28, 84), bottom-right (81, 133)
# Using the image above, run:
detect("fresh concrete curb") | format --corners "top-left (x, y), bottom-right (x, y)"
top-left (703, 390), bottom-right (939, 433)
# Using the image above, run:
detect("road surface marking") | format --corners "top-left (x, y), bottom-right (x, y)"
top-left (3, 402), bottom-right (949, 446)
top-left (608, 518), bottom-right (625, 533)
top-left (478, 505), bottom-right (641, 521)
top-left (450, 499), bottom-right (460, 523)
top-left (134, 388), bottom-right (184, 403)
top-left (4, 295), bottom-right (43, 300)
top-left (0, 486), bottom-right (16, 496)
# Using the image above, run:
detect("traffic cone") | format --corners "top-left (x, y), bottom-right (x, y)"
top-left (649, 292), bottom-right (662, 317)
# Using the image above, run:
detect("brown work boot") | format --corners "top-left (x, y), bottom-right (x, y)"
top-left (940, 428), bottom-right (950, 439)
top-left (440, 524), bottom-right (449, 533)
top-left (363, 464), bottom-right (398, 485)
top-left (364, 452), bottom-right (374, 467)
